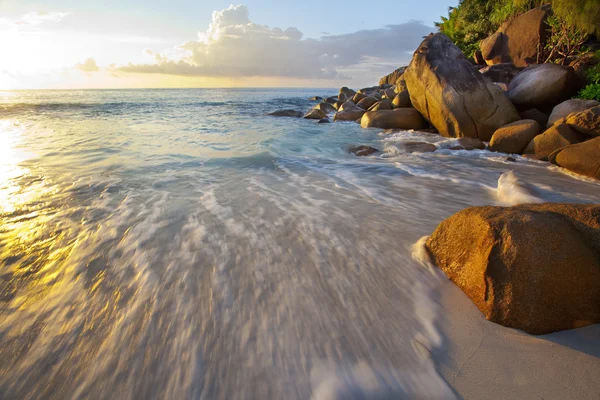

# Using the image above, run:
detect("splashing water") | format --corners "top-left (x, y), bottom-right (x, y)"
top-left (0, 89), bottom-right (599, 399)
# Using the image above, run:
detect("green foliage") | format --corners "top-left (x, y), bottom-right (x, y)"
top-left (551, 0), bottom-right (600, 36)
top-left (575, 57), bottom-right (600, 101)
top-left (544, 14), bottom-right (591, 65)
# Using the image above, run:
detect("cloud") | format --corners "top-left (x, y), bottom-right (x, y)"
top-left (115, 4), bottom-right (432, 81)
top-left (0, 11), bottom-right (70, 28)
top-left (75, 58), bottom-right (99, 72)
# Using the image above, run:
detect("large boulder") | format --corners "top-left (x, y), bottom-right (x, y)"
top-left (479, 6), bottom-right (550, 67)
top-left (404, 33), bottom-right (519, 141)
top-left (523, 123), bottom-right (587, 160)
top-left (565, 105), bottom-right (600, 137)
top-left (356, 96), bottom-right (379, 111)
top-left (379, 66), bottom-right (406, 86)
top-left (547, 99), bottom-right (600, 127)
top-left (392, 91), bottom-right (411, 108)
top-left (479, 63), bottom-right (522, 84)
top-left (360, 109), bottom-right (427, 130)
top-left (368, 100), bottom-right (393, 111)
top-left (549, 136), bottom-right (600, 180)
top-left (304, 108), bottom-right (327, 120)
top-left (519, 108), bottom-right (549, 128)
top-left (425, 203), bottom-right (600, 334)
top-left (489, 119), bottom-right (541, 154)
top-left (314, 102), bottom-right (337, 114)
top-left (508, 64), bottom-right (575, 110)
top-left (268, 110), bottom-right (303, 118)
top-left (334, 103), bottom-right (367, 122)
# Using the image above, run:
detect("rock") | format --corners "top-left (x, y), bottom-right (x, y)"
top-left (333, 100), bottom-right (344, 110)
top-left (356, 97), bottom-right (379, 111)
top-left (523, 123), bottom-right (587, 160)
top-left (404, 33), bottom-right (519, 141)
top-left (474, 49), bottom-right (486, 65)
top-left (268, 110), bottom-right (303, 118)
top-left (309, 96), bottom-right (323, 101)
top-left (379, 66), bottom-right (407, 86)
top-left (314, 102), bottom-right (337, 114)
top-left (352, 93), bottom-right (367, 103)
top-left (479, 6), bottom-right (550, 67)
top-left (508, 64), bottom-right (575, 110)
top-left (547, 99), bottom-right (600, 127)
top-left (449, 137), bottom-right (486, 151)
top-left (334, 103), bottom-right (367, 122)
top-left (325, 96), bottom-right (338, 104)
top-left (565, 105), bottom-right (600, 137)
top-left (360, 109), bottom-right (427, 130)
top-left (340, 87), bottom-right (357, 100)
top-left (304, 108), bottom-right (327, 120)
top-left (506, 156), bottom-right (516, 162)
top-left (479, 63), bottom-right (522, 84)
top-left (318, 118), bottom-right (330, 124)
top-left (425, 203), bottom-right (600, 334)
top-left (338, 100), bottom-right (355, 112)
top-left (368, 100), bottom-right (393, 112)
top-left (519, 108), bottom-right (549, 128)
top-left (489, 119), bottom-right (541, 154)
top-left (402, 142), bottom-right (437, 153)
top-left (383, 87), bottom-right (396, 99)
top-left (394, 78), bottom-right (407, 94)
top-left (392, 91), bottom-right (411, 108)
top-left (549, 136), bottom-right (600, 179)
top-left (350, 145), bottom-right (379, 156)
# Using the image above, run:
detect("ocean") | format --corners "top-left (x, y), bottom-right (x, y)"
top-left (0, 88), bottom-right (599, 399)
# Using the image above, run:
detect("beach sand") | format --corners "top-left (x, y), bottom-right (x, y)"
top-left (435, 279), bottom-right (600, 399)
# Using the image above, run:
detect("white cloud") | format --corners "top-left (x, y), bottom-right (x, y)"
top-left (115, 4), bottom-right (432, 81)
top-left (75, 58), bottom-right (99, 72)
top-left (0, 11), bottom-right (70, 29)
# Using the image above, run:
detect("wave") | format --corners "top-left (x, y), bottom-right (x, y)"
top-left (495, 171), bottom-right (544, 206)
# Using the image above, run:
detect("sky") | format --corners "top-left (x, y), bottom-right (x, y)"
top-left (0, 0), bottom-right (456, 89)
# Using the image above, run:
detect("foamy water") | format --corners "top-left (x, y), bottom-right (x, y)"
top-left (0, 89), bottom-right (599, 399)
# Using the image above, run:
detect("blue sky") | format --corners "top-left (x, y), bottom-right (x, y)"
top-left (0, 0), bottom-right (457, 88)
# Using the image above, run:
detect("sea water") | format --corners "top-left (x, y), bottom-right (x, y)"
top-left (0, 88), bottom-right (599, 399)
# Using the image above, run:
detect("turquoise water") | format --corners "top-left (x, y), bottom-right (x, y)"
top-left (0, 89), bottom-right (599, 399)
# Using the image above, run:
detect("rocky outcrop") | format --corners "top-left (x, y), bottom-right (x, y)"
top-left (508, 64), bottom-right (575, 110)
top-left (547, 99), bottom-right (600, 127)
top-left (404, 33), bottom-right (519, 141)
top-left (360, 109), bottom-right (427, 130)
top-left (379, 67), bottom-right (406, 86)
top-left (314, 102), bottom-right (337, 114)
top-left (268, 110), bottom-right (303, 118)
top-left (565, 105), bottom-right (600, 137)
top-left (479, 63), bottom-right (522, 84)
top-left (523, 123), bottom-right (587, 160)
top-left (549, 137), bottom-right (600, 179)
top-left (426, 203), bottom-right (600, 334)
top-left (339, 87), bottom-right (357, 103)
top-left (489, 119), bottom-right (541, 154)
top-left (479, 6), bottom-right (550, 67)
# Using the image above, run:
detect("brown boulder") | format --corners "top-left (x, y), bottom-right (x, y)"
top-left (426, 203), bottom-right (600, 334)
top-left (449, 137), bottom-right (486, 151)
top-left (402, 142), bottom-right (437, 153)
top-left (489, 119), bottom-right (541, 154)
top-left (549, 136), bottom-right (600, 180)
top-left (565, 105), bottom-right (600, 137)
top-left (360, 108), bottom-right (427, 130)
top-left (356, 96), bottom-right (379, 110)
top-left (392, 91), bottom-right (411, 108)
top-left (325, 96), bottom-right (338, 105)
top-left (523, 123), bottom-right (587, 160)
top-left (314, 102), bottom-right (337, 114)
top-left (508, 64), bottom-right (575, 110)
top-left (379, 66), bottom-right (406, 86)
top-left (352, 93), bottom-right (367, 103)
top-left (547, 99), bottom-right (600, 127)
top-left (480, 6), bottom-right (550, 67)
top-left (368, 100), bottom-right (393, 112)
top-left (339, 87), bottom-right (356, 100)
top-left (304, 108), bottom-right (327, 120)
top-left (404, 33), bottom-right (519, 141)
top-left (519, 109), bottom-right (549, 128)
top-left (334, 103), bottom-right (367, 122)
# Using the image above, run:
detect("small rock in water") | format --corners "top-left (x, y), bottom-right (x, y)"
top-left (402, 142), bottom-right (437, 153)
top-left (309, 96), bottom-right (323, 101)
top-left (318, 118), bottom-right (330, 124)
top-left (350, 145), bottom-right (379, 156)
top-left (268, 109), bottom-right (303, 118)
top-left (506, 156), bottom-right (517, 162)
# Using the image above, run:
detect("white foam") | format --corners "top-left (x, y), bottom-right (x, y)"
top-left (495, 171), bottom-right (544, 206)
